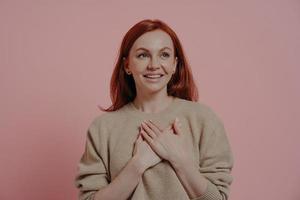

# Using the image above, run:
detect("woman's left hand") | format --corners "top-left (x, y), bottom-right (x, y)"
top-left (140, 118), bottom-right (194, 167)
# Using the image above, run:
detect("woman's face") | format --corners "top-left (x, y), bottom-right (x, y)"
top-left (125, 29), bottom-right (177, 95)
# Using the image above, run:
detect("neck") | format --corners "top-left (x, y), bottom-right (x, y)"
top-left (133, 92), bottom-right (174, 114)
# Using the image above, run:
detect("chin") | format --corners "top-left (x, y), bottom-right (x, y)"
top-left (136, 77), bottom-right (171, 94)
top-left (143, 84), bottom-right (168, 94)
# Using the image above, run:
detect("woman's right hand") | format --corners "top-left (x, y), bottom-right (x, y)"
top-left (132, 128), bottom-right (162, 171)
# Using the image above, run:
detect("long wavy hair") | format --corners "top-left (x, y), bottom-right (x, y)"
top-left (99, 19), bottom-right (199, 112)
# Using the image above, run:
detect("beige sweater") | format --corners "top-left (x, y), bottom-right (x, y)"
top-left (74, 97), bottom-right (234, 200)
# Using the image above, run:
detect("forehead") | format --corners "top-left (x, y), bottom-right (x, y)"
top-left (132, 30), bottom-right (174, 51)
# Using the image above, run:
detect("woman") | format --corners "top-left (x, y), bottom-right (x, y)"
top-left (74, 19), bottom-right (234, 200)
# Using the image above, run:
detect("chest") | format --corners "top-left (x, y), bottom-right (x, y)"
top-left (107, 117), bottom-right (202, 180)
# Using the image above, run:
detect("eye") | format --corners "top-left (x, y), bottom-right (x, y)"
top-left (161, 52), bottom-right (170, 58)
top-left (137, 53), bottom-right (148, 58)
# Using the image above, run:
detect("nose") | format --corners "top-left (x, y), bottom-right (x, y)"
top-left (147, 57), bottom-right (160, 70)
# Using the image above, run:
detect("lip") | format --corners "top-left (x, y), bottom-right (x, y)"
top-left (143, 73), bottom-right (164, 76)
top-left (143, 74), bottom-right (164, 82)
top-left (143, 74), bottom-right (164, 80)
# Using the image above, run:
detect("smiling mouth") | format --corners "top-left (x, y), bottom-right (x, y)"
top-left (143, 74), bottom-right (164, 79)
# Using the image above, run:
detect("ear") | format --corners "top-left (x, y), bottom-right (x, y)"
top-left (123, 57), bottom-right (129, 72)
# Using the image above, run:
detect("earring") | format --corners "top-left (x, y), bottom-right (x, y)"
top-left (126, 71), bottom-right (131, 75)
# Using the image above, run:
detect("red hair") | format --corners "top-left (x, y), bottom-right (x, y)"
top-left (99, 19), bottom-right (199, 112)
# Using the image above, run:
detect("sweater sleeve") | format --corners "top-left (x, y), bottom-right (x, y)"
top-left (74, 120), bottom-right (109, 200)
top-left (192, 110), bottom-right (234, 200)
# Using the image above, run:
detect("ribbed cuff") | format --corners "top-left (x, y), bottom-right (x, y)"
top-left (190, 180), bottom-right (222, 200)
top-left (88, 193), bottom-right (95, 200)
top-left (79, 191), bottom-right (96, 200)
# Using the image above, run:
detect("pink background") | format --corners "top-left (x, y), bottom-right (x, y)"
top-left (1, 1), bottom-right (299, 199)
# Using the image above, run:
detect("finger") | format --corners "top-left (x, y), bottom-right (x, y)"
top-left (141, 122), bottom-right (157, 138)
top-left (148, 120), bottom-right (163, 132)
top-left (146, 120), bottom-right (163, 136)
top-left (141, 129), bottom-right (154, 144)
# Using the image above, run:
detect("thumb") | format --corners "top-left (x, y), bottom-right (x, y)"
top-left (164, 124), bottom-right (172, 132)
top-left (173, 117), bottom-right (181, 135)
top-left (135, 128), bottom-right (143, 143)
top-left (137, 132), bottom-right (143, 142)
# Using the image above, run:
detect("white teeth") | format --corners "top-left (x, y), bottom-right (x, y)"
top-left (144, 75), bottom-right (162, 78)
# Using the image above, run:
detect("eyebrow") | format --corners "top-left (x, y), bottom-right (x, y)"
top-left (135, 47), bottom-right (172, 52)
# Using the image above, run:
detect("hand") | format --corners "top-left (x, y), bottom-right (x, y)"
top-left (132, 128), bottom-right (162, 171)
top-left (140, 118), bottom-right (194, 167)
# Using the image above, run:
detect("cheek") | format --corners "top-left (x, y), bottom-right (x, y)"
top-left (163, 63), bottom-right (175, 73)
top-left (130, 60), bottom-right (147, 72)
top-left (130, 66), bottom-right (144, 75)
